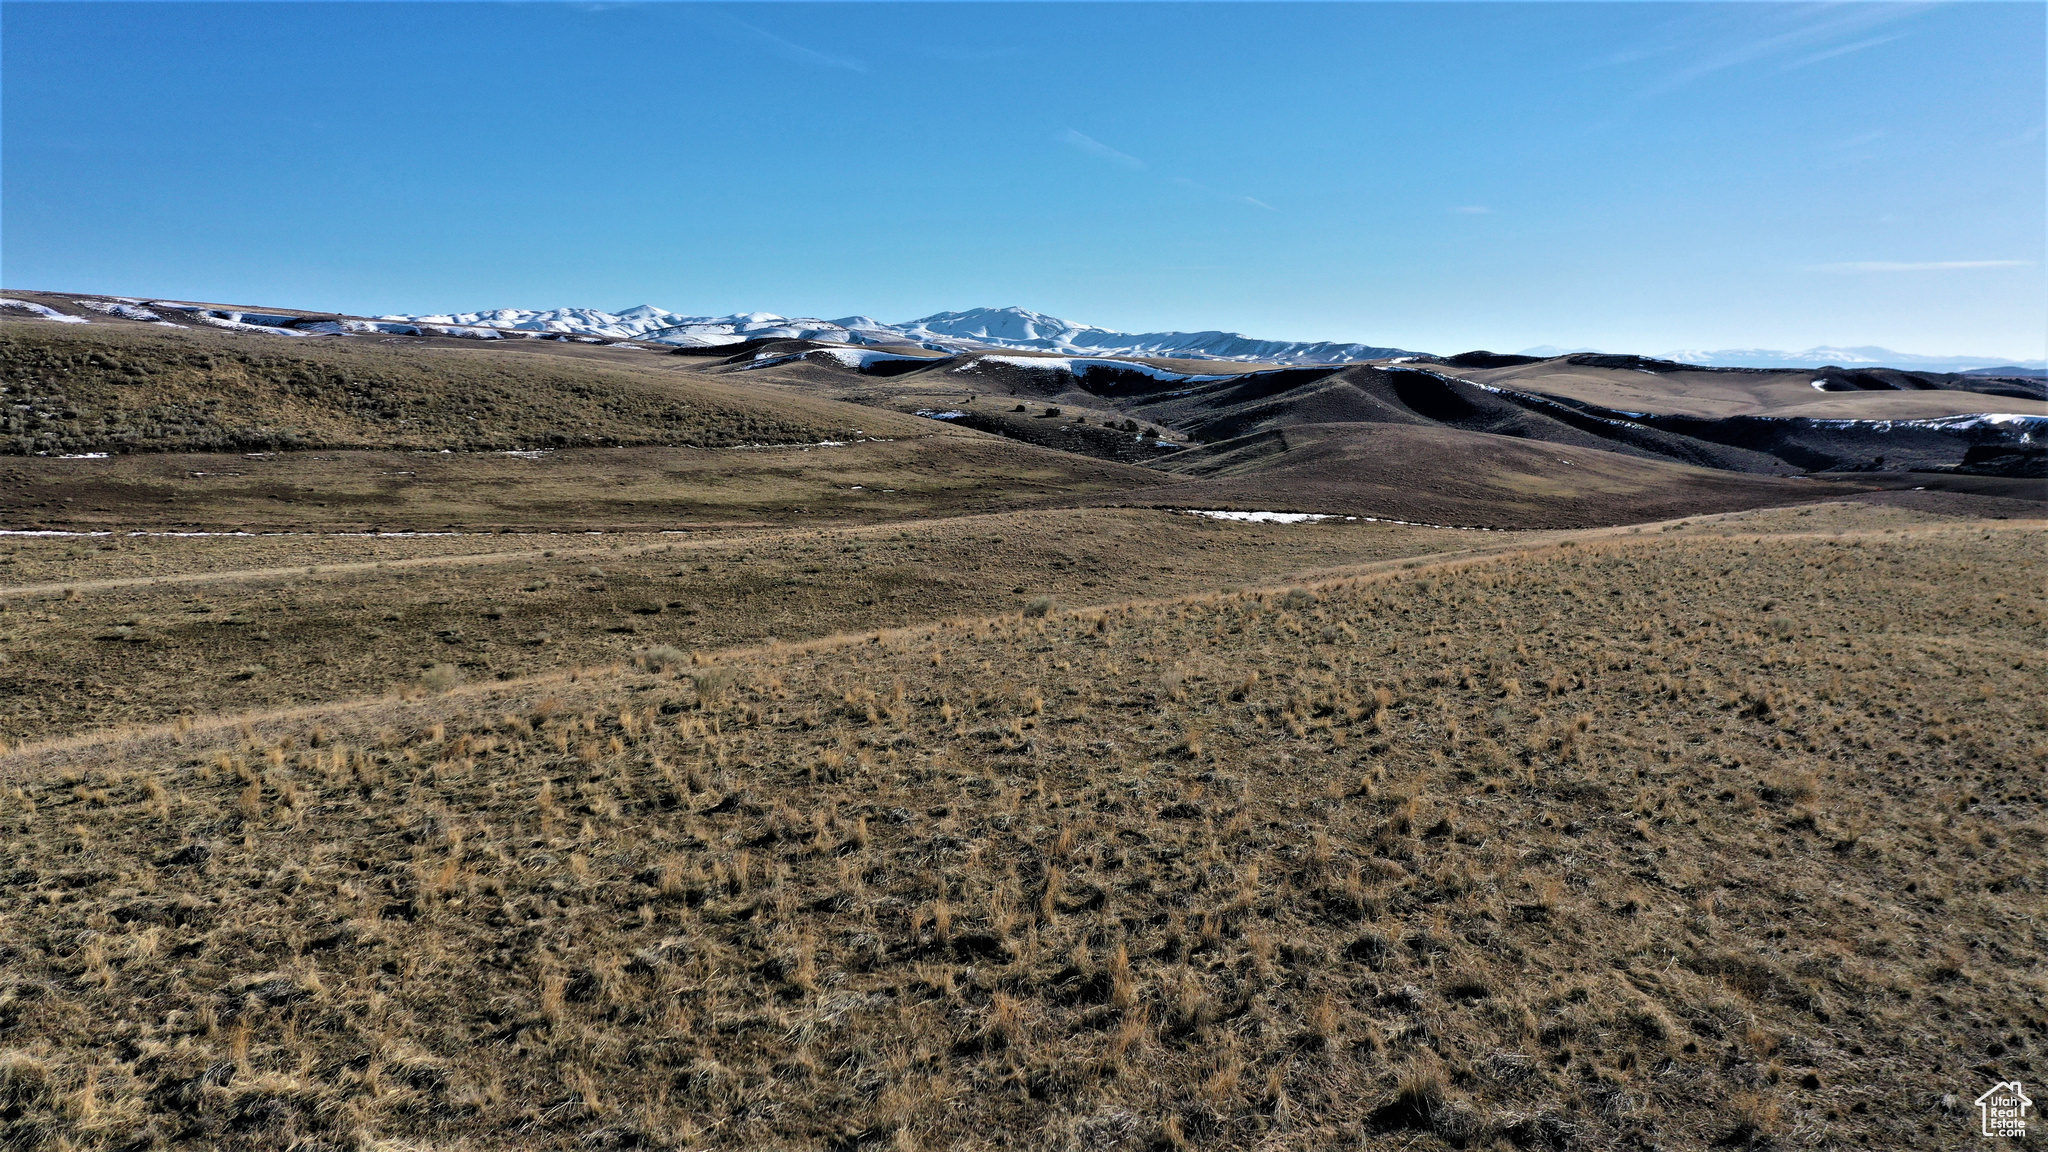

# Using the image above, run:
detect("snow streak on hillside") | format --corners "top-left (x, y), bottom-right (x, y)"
top-left (383, 305), bottom-right (1421, 365)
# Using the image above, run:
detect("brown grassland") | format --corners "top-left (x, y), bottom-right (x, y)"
top-left (3, 307), bottom-right (2044, 1151)
top-left (0, 321), bottom-right (887, 454)
top-left (1, 500), bottom-right (2043, 1151)
top-left (0, 510), bottom-right (1491, 738)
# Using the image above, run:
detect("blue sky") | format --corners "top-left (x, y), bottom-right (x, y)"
top-left (4, 2), bottom-right (2043, 358)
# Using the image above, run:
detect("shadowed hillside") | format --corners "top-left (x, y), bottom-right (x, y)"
top-left (1129, 423), bottom-right (1842, 529)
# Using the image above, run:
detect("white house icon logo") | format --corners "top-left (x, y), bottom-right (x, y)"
top-left (1977, 1080), bottom-right (2032, 1138)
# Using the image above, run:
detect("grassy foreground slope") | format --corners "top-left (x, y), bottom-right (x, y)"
top-left (0, 510), bottom-right (1489, 739)
top-left (0, 320), bottom-right (921, 454)
top-left (0, 435), bottom-right (1168, 534)
top-left (2, 508), bottom-right (2042, 1151)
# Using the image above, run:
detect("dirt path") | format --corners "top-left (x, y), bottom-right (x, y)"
top-left (4, 505), bottom-right (2038, 769)
top-left (17, 497), bottom-right (2026, 601)
top-left (0, 533), bottom-right (1549, 766)
top-left (0, 531), bottom-right (773, 599)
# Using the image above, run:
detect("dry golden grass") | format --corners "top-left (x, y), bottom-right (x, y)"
top-left (0, 509), bottom-right (1487, 739)
top-left (1, 506), bottom-right (2041, 1150)
top-left (0, 320), bottom-right (910, 454)
top-left (0, 435), bottom-right (1175, 537)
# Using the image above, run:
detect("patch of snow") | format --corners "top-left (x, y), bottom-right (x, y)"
top-left (1809, 380), bottom-right (1828, 391)
top-left (156, 306), bottom-right (313, 337)
top-left (914, 410), bottom-right (967, 420)
top-left (500, 450), bottom-right (550, 459)
top-left (55, 452), bottom-right (111, 459)
top-left (719, 439), bottom-right (858, 451)
top-left (0, 299), bottom-right (89, 323)
top-left (300, 319), bottom-right (422, 336)
top-left (736, 346), bottom-right (935, 373)
top-left (1182, 509), bottom-right (1504, 532)
top-left (74, 300), bottom-right (164, 321)
top-left (1189, 510), bottom-right (1336, 524)
top-left (814, 348), bottom-right (932, 370)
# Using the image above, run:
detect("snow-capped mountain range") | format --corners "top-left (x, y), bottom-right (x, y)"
top-left (386, 304), bottom-right (2045, 372)
top-left (384, 305), bottom-right (1420, 366)
top-left (15, 293), bottom-right (2033, 373)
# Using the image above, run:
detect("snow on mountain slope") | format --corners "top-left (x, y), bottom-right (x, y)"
top-left (898, 307), bottom-right (1417, 364)
top-left (0, 300), bottom-right (90, 324)
top-left (900, 307), bottom-right (1111, 347)
top-left (383, 304), bottom-right (1421, 364)
top-left (384, 306), bottom-right (912, 349)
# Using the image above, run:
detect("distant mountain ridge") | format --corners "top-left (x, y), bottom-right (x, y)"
top-left (1521, 342), bottom-right (2045, 374)
top-left (889, 307), bottom-right (1418, 364)
top-left (386, 304), bottom-right (1420, 366)
top-left (382, 303), bottom-right (2044, 373)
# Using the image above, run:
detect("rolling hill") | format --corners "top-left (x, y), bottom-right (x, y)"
top-left (5, 290), bottom-right (2042, 531)
top-left (0, 289), bottom-right (2042, 1152)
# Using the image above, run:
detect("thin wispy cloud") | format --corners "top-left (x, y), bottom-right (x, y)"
top-left (1061, 130), bottom-right (1275, 211)
top-left (902, 43), bottom-right (1034, 64)
top-left (1058, 129), bottom-right (1145, 171)
top-left (1170, 175), bottom-right (1277, 212)
top-left (713, 13), bottom-right (866, 73)
top-left (1807, 260), bottom-right (2032, 273)
top-left (1782, 34), bottom-right (1904, 72)
top-left (1635, 4), bottom-right (1927, 98)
